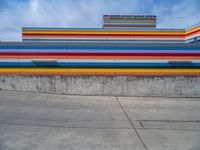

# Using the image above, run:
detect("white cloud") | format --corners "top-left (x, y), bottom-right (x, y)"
top-left (31, 0), bottom-right (39, 13)
top-left (152, 0), bottom-right (200, 28)
top-left (0, 0), bottom-right (199, 41)
top-left (0, 0), bottom-right (140, 41)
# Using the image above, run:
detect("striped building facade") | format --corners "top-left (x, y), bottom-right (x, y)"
top-left (0, 15), bottom-right (200, 76)
top-left (22, 23), bottom-right (200, 43)
top-left (0, 42), bottom-right (200, 76)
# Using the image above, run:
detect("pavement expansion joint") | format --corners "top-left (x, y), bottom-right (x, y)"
top-left (115, 96), bottom-right (148, 150)
top-left (0, 121), bottom-right (133, 130)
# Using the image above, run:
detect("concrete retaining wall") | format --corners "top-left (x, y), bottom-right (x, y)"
top-left (0, 75), bottom-right (200, 97)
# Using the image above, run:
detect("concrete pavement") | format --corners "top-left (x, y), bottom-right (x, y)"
top-left (0, 91), bottom-right (200, 150)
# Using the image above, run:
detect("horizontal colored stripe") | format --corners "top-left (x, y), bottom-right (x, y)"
top-left (0, 56), bottom-right (200, 60)
top-left (104, 20), bottom-right (156, 23)
top-left (0, 62), bottom-right (199, 68)
top-left (104, 18), bottom-right (156, 21)
top-left (22, 31), bottom-right (185, 35)
top-left (2, 49), bottom-right (200, 53)
top-left (24, 34), bottom-right (183, 37)
top-left (104, 22), bottom-right (156, 25)
top-left (22, 39), bottom-right (186, 43)
top-left (0, 52), bottom-right (200, 56)
top-left (2, 45), bottom-right (200, 50)
top-left (1, 59), bottom-right (198, 62)
top-left (0, 68), bottom-right (200, 76)
top-left (22, 27), bottom-right (184, 31)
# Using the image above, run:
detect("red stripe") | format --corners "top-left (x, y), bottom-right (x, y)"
top-left (22, 34), bottom-right (184, 37)
top-left (186, 30), bottom-right (200, 37)
top-left (1, 52), bottom-right (200, 56)
top-left (103, 26), bottom-right (156, 28)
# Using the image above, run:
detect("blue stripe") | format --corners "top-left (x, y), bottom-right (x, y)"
top-left (0, 62), bottom-right (199, 68)
top-left (22, 39), bottom-right (185, 43)
top-left (0, 46), bottom-right (200, 50)
top-left (0, 46), bottom-right (66, 49)
top-left (1, 49), bottom-right (200, 53)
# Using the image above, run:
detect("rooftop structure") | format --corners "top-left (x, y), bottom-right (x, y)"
top-left (103, 15), bottom-right (157, 28)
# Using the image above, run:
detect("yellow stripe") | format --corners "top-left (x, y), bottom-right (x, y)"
top-left (1, 68), bottom-right (200, 73)
top-left (186, 26), bottom-right (200, 34)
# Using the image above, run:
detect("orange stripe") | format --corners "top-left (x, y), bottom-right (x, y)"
top-left (23, 35), bottom-right (185, 38)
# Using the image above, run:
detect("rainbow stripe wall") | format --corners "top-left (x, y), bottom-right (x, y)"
top-left (22, 24), bottom-right (200, 43)
top-left (0, 15), bottom-right (200, 76)
top-left (0, 42), bottom-right (200, 76)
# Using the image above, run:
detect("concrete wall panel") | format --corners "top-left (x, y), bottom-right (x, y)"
top-left (0, 75), bottom-right (200, 97)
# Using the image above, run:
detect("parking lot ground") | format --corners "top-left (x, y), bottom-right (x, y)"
top-left (0, 91), bottom-right (200, 150)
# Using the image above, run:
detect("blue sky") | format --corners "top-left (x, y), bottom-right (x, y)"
top-left (0, 0), bottom-right (200, 41)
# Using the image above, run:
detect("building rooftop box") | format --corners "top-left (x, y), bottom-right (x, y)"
top-left (103, 15), bottom-right (157, 28)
